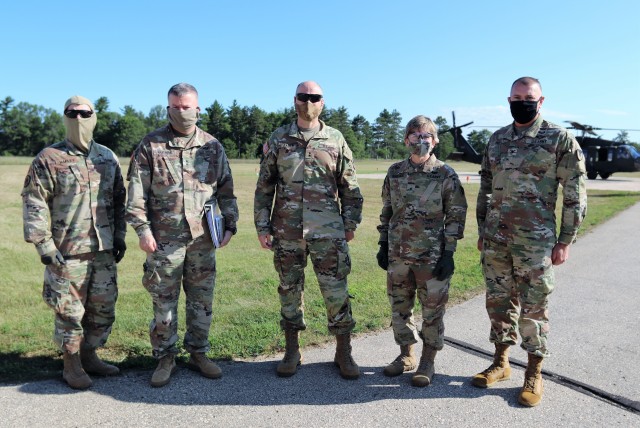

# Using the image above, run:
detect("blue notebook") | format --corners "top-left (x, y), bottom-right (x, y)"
top-left (204, 201), bottom-right (225, 248)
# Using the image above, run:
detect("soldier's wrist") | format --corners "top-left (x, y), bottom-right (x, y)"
top-left (35, 239), bottom-right (57, 257)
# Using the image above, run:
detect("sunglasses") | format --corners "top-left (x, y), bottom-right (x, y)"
top-left (64, 110), bottom-right (93, 119)
top-left (296, 93), bottom-right (323, 103)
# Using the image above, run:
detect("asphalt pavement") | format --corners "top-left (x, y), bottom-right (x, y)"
top-left (1, 203), bottom-right (639, 427)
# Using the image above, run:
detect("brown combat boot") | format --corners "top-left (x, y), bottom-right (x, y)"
top-left (63, 351), bottom-right (92, 390)
top-left (519, 354), bottom-right (544, 407)
top-left (383, 344), bottom-right (417, 377)
top-left (277, 329), bottom-right (302, 377)
top-left (411, 345), bottom-right (437, 387)
top-left (81, 348), bottom-right (120, 376)
top-left (472, 343), bottom-right (511, 388)
top-left (334, 333), bottom-right (360, 379)
top-left (188, 353), bottom-right (222, 379)
top-left (150, 354), bottom-right (177, 387)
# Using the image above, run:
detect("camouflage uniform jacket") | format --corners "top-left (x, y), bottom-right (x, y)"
top-left (477, 116), bottom-right (587, 246)
top-left (22, 140), bottom-right (126, 257)
top-left (126, 125), bottom-right (238, 240)
top-left (378, 155), bottom-right (467, 263)
top-left (254, 120), bottom-right (363, 240)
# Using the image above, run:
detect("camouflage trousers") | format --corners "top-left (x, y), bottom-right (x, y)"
top-left (142, 234), bottom-right (216, 359)
top-left (273, 238), bottom-right (355, 335)
top-left (387, 260), bottom-right (450, 350)
top-left (42, 251), bottom-right (117, 354)
top-left (481, 238), bottom-right (555, 358)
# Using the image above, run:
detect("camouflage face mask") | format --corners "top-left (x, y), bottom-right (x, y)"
top-left (409, 141), bottom-right (431, 157)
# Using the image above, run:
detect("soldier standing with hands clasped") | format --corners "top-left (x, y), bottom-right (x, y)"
top-left (472, 77), bottom-right (587, 407)
top-left (22, 95), bottom-right (126, 389)
top-left (377, 115), bottom-right (467, 387)
top-left (254, 80), bottom-right (364, 380)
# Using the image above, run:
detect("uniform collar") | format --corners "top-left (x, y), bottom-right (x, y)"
top-left (167, 124), bottom-right (203, 149)
top-left (505, 115), bottom-right (544, 140)
top-left (288, 120), bottom-right (329, 140)
top-left (63, 139), bottom-right (96, 157)
top-left (399, 154), bottom-right (439, 173)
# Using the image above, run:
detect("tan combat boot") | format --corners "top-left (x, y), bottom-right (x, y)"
top-left (81, 348), bottom-right (120, 376)
top-left (334, 333), bottom-right (360, 380)
top-left (472, 343), bottom-right (511, 388)
top-left (188, 353), bottom-right (222, 379)
top-left (383, 344), bottom-right (417, 377)
top-left (411, 345), bottom-right (437, 387)
top-left (519, 354), bottom-right (544, 407)
top-left (150, 354), bottom-right (177, 387)
top-left (63, 351), bottom-right (92, 390)
top-left (277, 329), bottom-right (302, 377)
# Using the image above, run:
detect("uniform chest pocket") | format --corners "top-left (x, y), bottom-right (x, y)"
top-left (155, 156), bottom-right (181, 185)
top-left (414, 181), bottom-right (443, 218)
top-left (522, 146), bottom-right (555, 177)
top-left (94, 160), bottom-right (115, 187)
top-left (56, 165), bottom-right (85, 195)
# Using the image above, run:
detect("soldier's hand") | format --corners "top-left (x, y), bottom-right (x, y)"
top-left (113, 237), bottom-right (127, 263)
top-left (433, 250), bottom-right (454, 280)
top-left (552, 242), bottom-right (570, 265)
top-left (219, 230), bottom-right (233, 248)
top-left (258, 234), bottom-right (273, 249)
top-left (41, 249), bottom-right (66, 266)
top-left (376, 241), bottom-right (389, 271)
top-left (139, 231), bottom-right (157, 254)
top-left (345, 230), bottom-right (355, 242)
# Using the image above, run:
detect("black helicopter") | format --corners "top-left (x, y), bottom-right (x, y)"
top-left (565, 122), bottom-right (640, 180)
top-left (439, 113), bottom-right (640, 180)
top-left (438, 112), bottom-right (482, 164)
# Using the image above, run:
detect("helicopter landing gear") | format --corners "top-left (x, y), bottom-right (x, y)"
top-left (587, 171), bottom-right (598, 180)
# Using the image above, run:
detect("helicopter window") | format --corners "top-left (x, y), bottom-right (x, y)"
top-left (617, 147), bottom-right (630, 159)
top-left (628, 145), bottom-right (640, 158)
top-left (597, 147), bottom-right (612, 162)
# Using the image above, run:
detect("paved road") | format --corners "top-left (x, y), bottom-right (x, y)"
top-left (1, 204), bottom-right (639, 427)
top-left (360, 172), bottom-right (640, 192)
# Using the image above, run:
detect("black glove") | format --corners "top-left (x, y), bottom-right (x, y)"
top-left (376, 241), bottom-right (389, 271)
top-left (41, 249), bottom-right (65, 266)
top-left (113, 237), bottom-right (127, 263)
top-left (433, 250), bottom-right (454, 280)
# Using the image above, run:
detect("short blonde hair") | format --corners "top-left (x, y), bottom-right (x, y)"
top-left (404, 115), bottom-right (439, 144)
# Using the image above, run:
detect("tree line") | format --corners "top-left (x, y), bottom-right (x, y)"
top-left (2, 95), bottom-right (634, 160)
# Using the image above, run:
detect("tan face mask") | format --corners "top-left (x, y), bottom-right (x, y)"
top-left (63, 95), bottom-right (96, 152)
top-left (295, 102), bottom-right (322, 122)
top-left (64, 115), bottom-right (97, 152)
top-left (168, 107), bottom-right (199, 133)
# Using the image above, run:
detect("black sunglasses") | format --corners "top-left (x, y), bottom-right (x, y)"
top-left (64, 109), bottom-right (93, 119)
top-left (296, 93), bottom-right (323, 103)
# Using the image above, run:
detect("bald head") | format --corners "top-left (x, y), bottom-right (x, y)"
top-left (295, 81), bottom-right (323, 96)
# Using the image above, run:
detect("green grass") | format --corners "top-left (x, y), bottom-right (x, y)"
top-left (1, 158), bottom-right (639, 382)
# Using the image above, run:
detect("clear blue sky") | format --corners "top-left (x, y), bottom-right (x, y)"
top-left (2, 0), bottom-right (639, 140)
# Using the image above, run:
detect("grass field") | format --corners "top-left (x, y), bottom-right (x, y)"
top-left (1, 157), bottom-right (639, 382)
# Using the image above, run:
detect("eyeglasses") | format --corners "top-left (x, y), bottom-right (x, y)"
top-left (296, 93), bottom-right (323, 103)
top-left (407, 132), bottom-right (433, 143)
top-left (64, 109), bottom-right (93, 119)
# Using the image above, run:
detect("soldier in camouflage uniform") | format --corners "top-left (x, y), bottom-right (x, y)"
top-left (254, 81), bottom-right (364, 379)
top-left (126, 83), bottom-right (238, 388)
top-left (22, 95), bottom-right (126, 390)
top-left (377, 115), bottom-right (467, 387)
top-left (472, 77), bottom-right (587, 407)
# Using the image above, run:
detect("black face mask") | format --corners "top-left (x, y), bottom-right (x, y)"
top-left (510, 100), bottom-right (539, 124)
